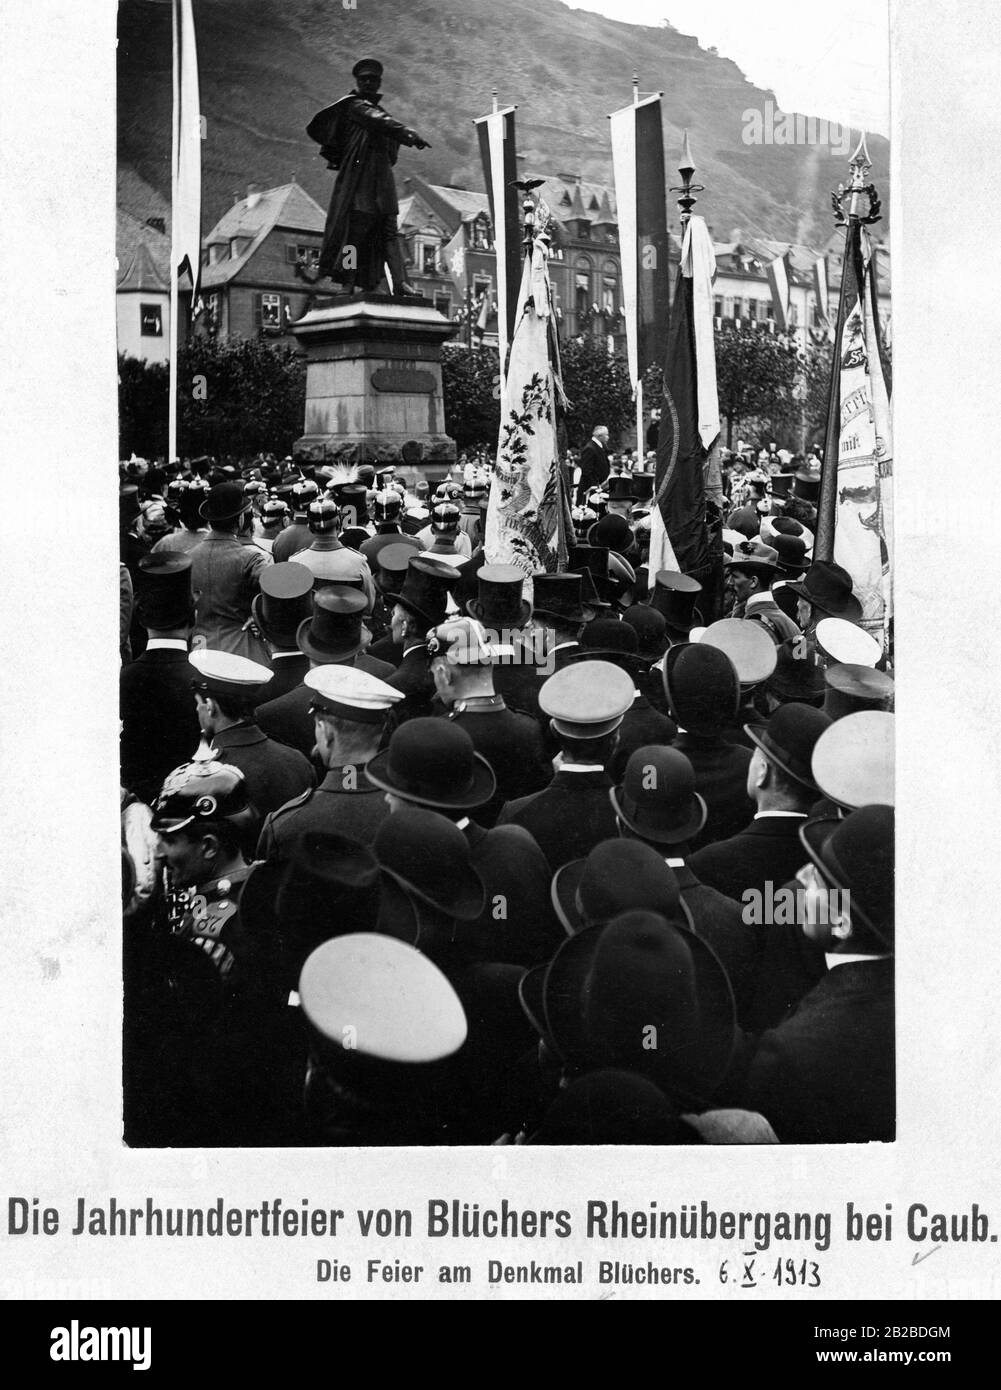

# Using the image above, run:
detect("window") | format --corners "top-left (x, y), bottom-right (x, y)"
top-left (434, 292), bottom-right (451, 317)
top-left (601, 276), bottom-right (616, 315)
top-left (421, 243), bottom-right (438, 274)
top-left (285, 244), bottom-right (320, 271)
top-left (714, 296), bottom-right (723, 317)
top-left (261, 293), bottom-right (282, 329)
top-left (140, 303), bottom-right (163, 337)
top-left (473, 275), bottom-right (492, 300)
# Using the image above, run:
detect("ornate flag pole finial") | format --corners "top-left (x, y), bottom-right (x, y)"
top-left (671, 129), bottom-right (704, 229)
top-left (832, 131), bottom-right (881, 226)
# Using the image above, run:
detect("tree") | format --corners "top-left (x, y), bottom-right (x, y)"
top-left (558, 337), bottom-right (634, 448)
top-left (440, 344), bottom-right (501, 452)
top-left (712, 323), bottom-right (802, 449)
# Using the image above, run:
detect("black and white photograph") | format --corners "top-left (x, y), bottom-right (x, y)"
top-left (1, 0), bottom-right (1000, 1323)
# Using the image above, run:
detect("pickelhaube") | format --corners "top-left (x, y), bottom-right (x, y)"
top-left (151, 761), bottom-right (255, 835)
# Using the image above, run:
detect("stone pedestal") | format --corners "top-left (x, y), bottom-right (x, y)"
top-left (292, 292), bottom-right (458, 476)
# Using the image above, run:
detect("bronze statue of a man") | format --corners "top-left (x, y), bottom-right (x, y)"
top-left (306, 58), bottom-right (431, 295)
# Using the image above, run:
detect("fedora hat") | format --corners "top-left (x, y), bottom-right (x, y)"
top-left (745, 702), bottom-right (832, 790)
top-left (811, 710), bottom-right (895, 810)
top-left (786, 560), bottom-right (862, 621)
top-left (385, 555), bottom-right (456, 629)
top-left (373, 804), bottom-right (485, 921)
top-left (823, 663), bottom-right (894, 721)
top-left (198, 480), bottom-right (252, 524)
top-left (251, 562), bottom-right (313, 648)
top-left (724, 539), bottom-right (780, 581)
top-left (519, 910), bottom-right (736, 1106)
top-left (531, 572), bottom-right (594, 625)
top-left (296, 586), bottom-right (369, 663)
top-left (662, 642), bottom-right (740, 732)
top-left (815, 617), bottom-right (881, 668)
top-left (700, 618), bottom-right (777, 686)
top-left (800, 805), bottom-right (894, 948)
top-left (466, 564), bottom-right (531, 629)
top-left (365, 717), bottom-right (495, 811)
top-left (610, 746), bottom-right (707, 845)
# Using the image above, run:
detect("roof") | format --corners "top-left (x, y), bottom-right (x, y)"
top-left (200, 182), bottom-right (326, 288)
top-left (116, 208), bottom-right (171, 288)
top-left (117, 240), bottom-right (168, 294)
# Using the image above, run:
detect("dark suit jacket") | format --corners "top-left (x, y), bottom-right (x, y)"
top-left (211, 722), bottom-right (315, 822)
top-left (578, 439), bottom-right (611, 493)
top-left (454, 821), bottom-right (564, 967)
top-left (256, 766), bottom-right (390, 863)
top-left (263, 652), bottom-right (311, 703)
top-left (689, 814), bottom-right (811, 904)
top-left (386, 644), bottom-right (435, 727)
top-left (120, 647), bottom-right (201, 804)
top-left (742, 958), bottom-right (895, 1143)
top-left (674, 732), bottom-right (754, 852)
top-left (448, 703), bottom-right (551, 829)
top-left (497, 768), bottom-right (618, 871)
top-left (673, 862), bottom-right (762, 1029)
top-left (610, 695), bottom-right (678, 783)
top-left (254, 653), bottom-right (394, 758)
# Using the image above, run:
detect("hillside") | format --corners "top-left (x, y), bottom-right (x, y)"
top-left (117, 0), bottom-right (890, 246)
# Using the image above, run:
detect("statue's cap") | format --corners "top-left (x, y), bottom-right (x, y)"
top-left (352, 57), bottom-right (384, 78)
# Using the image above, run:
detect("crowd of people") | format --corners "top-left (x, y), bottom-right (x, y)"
top-left (119, 435), bottom-right (894, 1147)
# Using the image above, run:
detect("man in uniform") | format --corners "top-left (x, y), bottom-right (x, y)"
top-left (256, 665), bottom-right (402, 863)
top-left (188, 481), bottom-right (272, 663)
top-left (188, 649), bottom-right (315, 822)
top-left (306, 58), bottom-right (431, 294)
top-left (293, 498), bottom-right (377, 611)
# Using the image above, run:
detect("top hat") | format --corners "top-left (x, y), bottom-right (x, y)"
top-left (810, 711), bottom-right (895, 810)
top-left (135, 551), bottom-right (193, 629)
top-left (700, 619), bottom-right (777, 687)
top-left (385, 556), bottom-right (455, 629)
top-left (792, 468), bottom-right (821, 503)
top-left (605, 476), bottom-right (639, 504)
top-left (767, 473), bottom-right (796, 499)
top-left (786, 560), bottom-right (862, 622)
top-left (531, 572), bottom-right (594, 626)
top-left (331, 483), bottom-right (370, 526)
top-left (662, 642), bottom-right (740, 733)
top-left (823, 663), bottom-right (895, 721)
top-left (466, 564), bottom-right (531, 629)
top-left (621, 603), bottom-right (668, 661)
top-left (550, 839), bottom-right (694, 936)
top-left (630, 473), bottom-right (655, 502)
top-left (374, 805), bottom-right (485, 922)
top-left (800, 805), bottom-right (894, 948)
top-left (650, 571), bottom-right (703, 638)
top-left (745, 702), bottom-right (832, 790)
top-left (365, 717), bottom-right (495, 811)
top-left (610, 746), bottom-right (707, 846)
top-left (296, 586), bottom-right (370, 663)
top-left (519, 911), bottom-right (735, 1106)
top-left (251, 561), bottom-right (314, 648)
top-left (568, 545), bottom-right (616, 606)
top-left (199, 481), bottom-right (252, 524)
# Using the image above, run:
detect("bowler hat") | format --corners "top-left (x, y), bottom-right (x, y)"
top-left (800, 805), bottom-right (894, 947)
top-left (786, 560), bottom-right (862, 621)
top-left (573, 617), bottom-right (640, 669)
top-left (519, 911), bottom-right (736, 1105)
top-left (551, 839), bottom-right (694, 936)
top-left (364, 718), bottom-right (495, 811)
top-left (662, 642), bottom-right (740, 732)
top-left (823, 663), bottom-right (894, 720)
top-left (765, 635), bottom-right (826, 704)
top-left (374, 805), bottom-right (485, 921)
top-left (770, 533), bottom-right (810, 575)
top-left (811, 710), bottom-right (894, 809)
top-left (610, 746), bottom-right (708, 846)
top-left (199, 480), bottom-right (252, 524)
top-left (588, 512), bottom-right (636, 555)
top-left (531, 572), bottom-right (594, 625)
top-left (386, 556), bottom-right (455, 629)
top-left (621, 603), bottom-right (668, 661)
top-left (251, 562), bottom-right (313, 648)
top-left (745, 702), bottom-right (832, 790)
top-left (296, 586), bottom-right (369, 663)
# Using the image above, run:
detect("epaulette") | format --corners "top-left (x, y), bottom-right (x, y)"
top-left (271, 787), bottom-right (314, 818)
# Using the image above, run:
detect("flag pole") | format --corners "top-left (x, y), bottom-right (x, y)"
top-left (633, 74), bottom-right (642, 468)
top-left (168, 0), bottom-right (180, 462)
